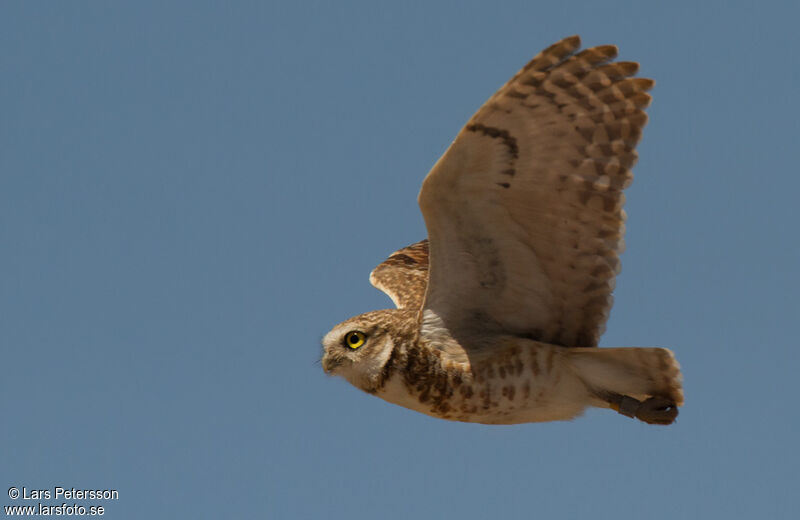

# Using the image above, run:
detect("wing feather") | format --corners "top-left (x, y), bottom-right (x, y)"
top-left (369, 240), bottom-right (429, 309)
top-left (418, 36), bottom-right (652, 348)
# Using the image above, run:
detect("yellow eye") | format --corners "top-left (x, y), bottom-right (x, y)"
top-left (344, 331), bottom-right (366, 349)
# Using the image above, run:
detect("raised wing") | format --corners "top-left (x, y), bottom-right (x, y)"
top-left (369, 240), bottom-right (429, 309)
top-left (418, 36), bottom-right (652, 348)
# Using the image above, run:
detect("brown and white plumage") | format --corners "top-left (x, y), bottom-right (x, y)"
top-left (369, 240), bottom-right (429, 310)
top-left (322, 36), bottom-right (683, 426)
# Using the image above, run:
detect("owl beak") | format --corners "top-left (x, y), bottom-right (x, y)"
top-left (321, 354), bottom-right (342, 374)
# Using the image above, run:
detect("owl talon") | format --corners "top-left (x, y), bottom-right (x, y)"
top-left (635, 397), bottom-right (678, 425)
top-left (616, 395), bottom-right (641, 418)
top-left (609, 394), bottom-right (678, 425)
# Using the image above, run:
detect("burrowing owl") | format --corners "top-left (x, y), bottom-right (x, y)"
top-left (321, 36), bottom-right (683, 425)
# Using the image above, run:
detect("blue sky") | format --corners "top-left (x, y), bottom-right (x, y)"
top-left (2, 1), bottom-right (798, 518)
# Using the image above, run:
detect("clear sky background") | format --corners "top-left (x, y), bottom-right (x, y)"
top-left (2, 1), bottom-right (798, 519)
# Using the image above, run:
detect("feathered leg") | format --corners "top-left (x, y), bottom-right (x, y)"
top-left (567, 347), bottom-right (683, 425)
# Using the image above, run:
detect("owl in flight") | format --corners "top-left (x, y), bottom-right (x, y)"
top-left (321, 36), bottom-right (683, 425)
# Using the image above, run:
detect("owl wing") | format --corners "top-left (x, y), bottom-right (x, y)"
top-left (369, 240), bottom-right (429, 310)
top-left (418, 36), bottom-right (652, 348)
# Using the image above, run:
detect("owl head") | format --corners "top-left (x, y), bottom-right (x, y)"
top-left (321, 309), bottom-right (416, 393)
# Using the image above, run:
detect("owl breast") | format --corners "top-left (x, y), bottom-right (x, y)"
top-left (376, 338), bottom-right (591, 424)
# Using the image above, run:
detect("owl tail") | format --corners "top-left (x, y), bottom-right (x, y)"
top-left (567, 347), bottom-right (684, 421)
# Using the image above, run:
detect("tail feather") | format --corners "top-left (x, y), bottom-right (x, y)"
top-left (567, 347), bottom-right (684, 407)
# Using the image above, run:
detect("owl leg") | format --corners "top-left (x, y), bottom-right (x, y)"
top-left (604, 392), bottom-right (678, 425)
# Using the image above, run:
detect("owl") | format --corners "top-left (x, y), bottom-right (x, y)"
top-left (321, 36), bottom-right (683, 425)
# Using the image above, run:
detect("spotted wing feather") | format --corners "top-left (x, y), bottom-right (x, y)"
top-left (369, 240), bottom-right (429, 310)
top-left (419, 36), bottom-right (652, 348)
